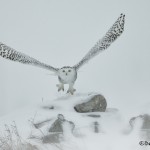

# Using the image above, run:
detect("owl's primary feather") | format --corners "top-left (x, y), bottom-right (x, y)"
top-left (0, 42), bottom-right (58, 72)
top-left (73, 14), bottom-right (125, 70)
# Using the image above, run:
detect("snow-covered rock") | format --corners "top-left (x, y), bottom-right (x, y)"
top-left (42, 114), bottom-right (75, 143)
top-left (49, 114), bottom-right (75, 133)
top-left (129, 114), bottom-right (150, 139)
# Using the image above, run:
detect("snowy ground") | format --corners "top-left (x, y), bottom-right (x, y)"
top-left (0, 92), bottom-right (149, 150)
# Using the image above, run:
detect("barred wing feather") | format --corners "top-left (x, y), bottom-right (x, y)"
top-left (0, 42), bottom-right (58, 72)
top-left (73, 14), bottom-right (125, 70)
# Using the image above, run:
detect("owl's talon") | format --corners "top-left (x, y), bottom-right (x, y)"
top-left (56, 84), bottom-right (64, 92)
top-left (67, 88), bottom-right (76, 95)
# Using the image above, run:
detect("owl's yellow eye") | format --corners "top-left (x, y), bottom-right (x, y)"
top-left (62, 70), bottom-right (65, 72)
top-left (68, 70), bottom-right (71, 72)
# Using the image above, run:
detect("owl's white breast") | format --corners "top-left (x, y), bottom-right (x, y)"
top-left (60, 74), bottom-right (75, 83)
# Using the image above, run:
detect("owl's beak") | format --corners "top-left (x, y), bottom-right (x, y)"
top-left (66, 73), bottom-right (68, 76)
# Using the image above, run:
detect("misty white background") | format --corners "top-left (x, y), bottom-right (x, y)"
top-left (0, 0), bottom-right (150, 116)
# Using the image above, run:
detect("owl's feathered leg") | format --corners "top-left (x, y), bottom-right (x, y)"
top-left (56, 83), bottom-right (64, 92)
top-left (67, 83), bottom-right (76, 95)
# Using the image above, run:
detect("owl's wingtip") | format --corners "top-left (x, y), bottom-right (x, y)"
top-left (120, 13), bottom-right (125, 17)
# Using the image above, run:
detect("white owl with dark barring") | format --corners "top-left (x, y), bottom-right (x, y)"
top-left (0, 14), bottom-right (125, 94)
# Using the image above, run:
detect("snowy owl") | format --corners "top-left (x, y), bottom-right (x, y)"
top-left (0, 14), bottom-right (125, 95)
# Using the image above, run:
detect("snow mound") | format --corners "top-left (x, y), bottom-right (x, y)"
top-left (0, 93), bottom-right (147, 150)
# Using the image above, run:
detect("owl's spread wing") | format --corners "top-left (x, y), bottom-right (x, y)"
top-left (73, 14), bottom-right (125, 70)
top-left (0, 42), bottom-right (58, 73)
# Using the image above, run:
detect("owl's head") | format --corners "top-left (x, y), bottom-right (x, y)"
top-left (58, 66), bottom-right (76, 78)
top-left (58, 66), bottom-right (76, 79)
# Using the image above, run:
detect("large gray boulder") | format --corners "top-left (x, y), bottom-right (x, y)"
top-left (74, 94), bottom-right (107, 113)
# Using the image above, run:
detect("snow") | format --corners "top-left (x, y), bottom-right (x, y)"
top-left (0, 93), bottom-right (149, 150)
